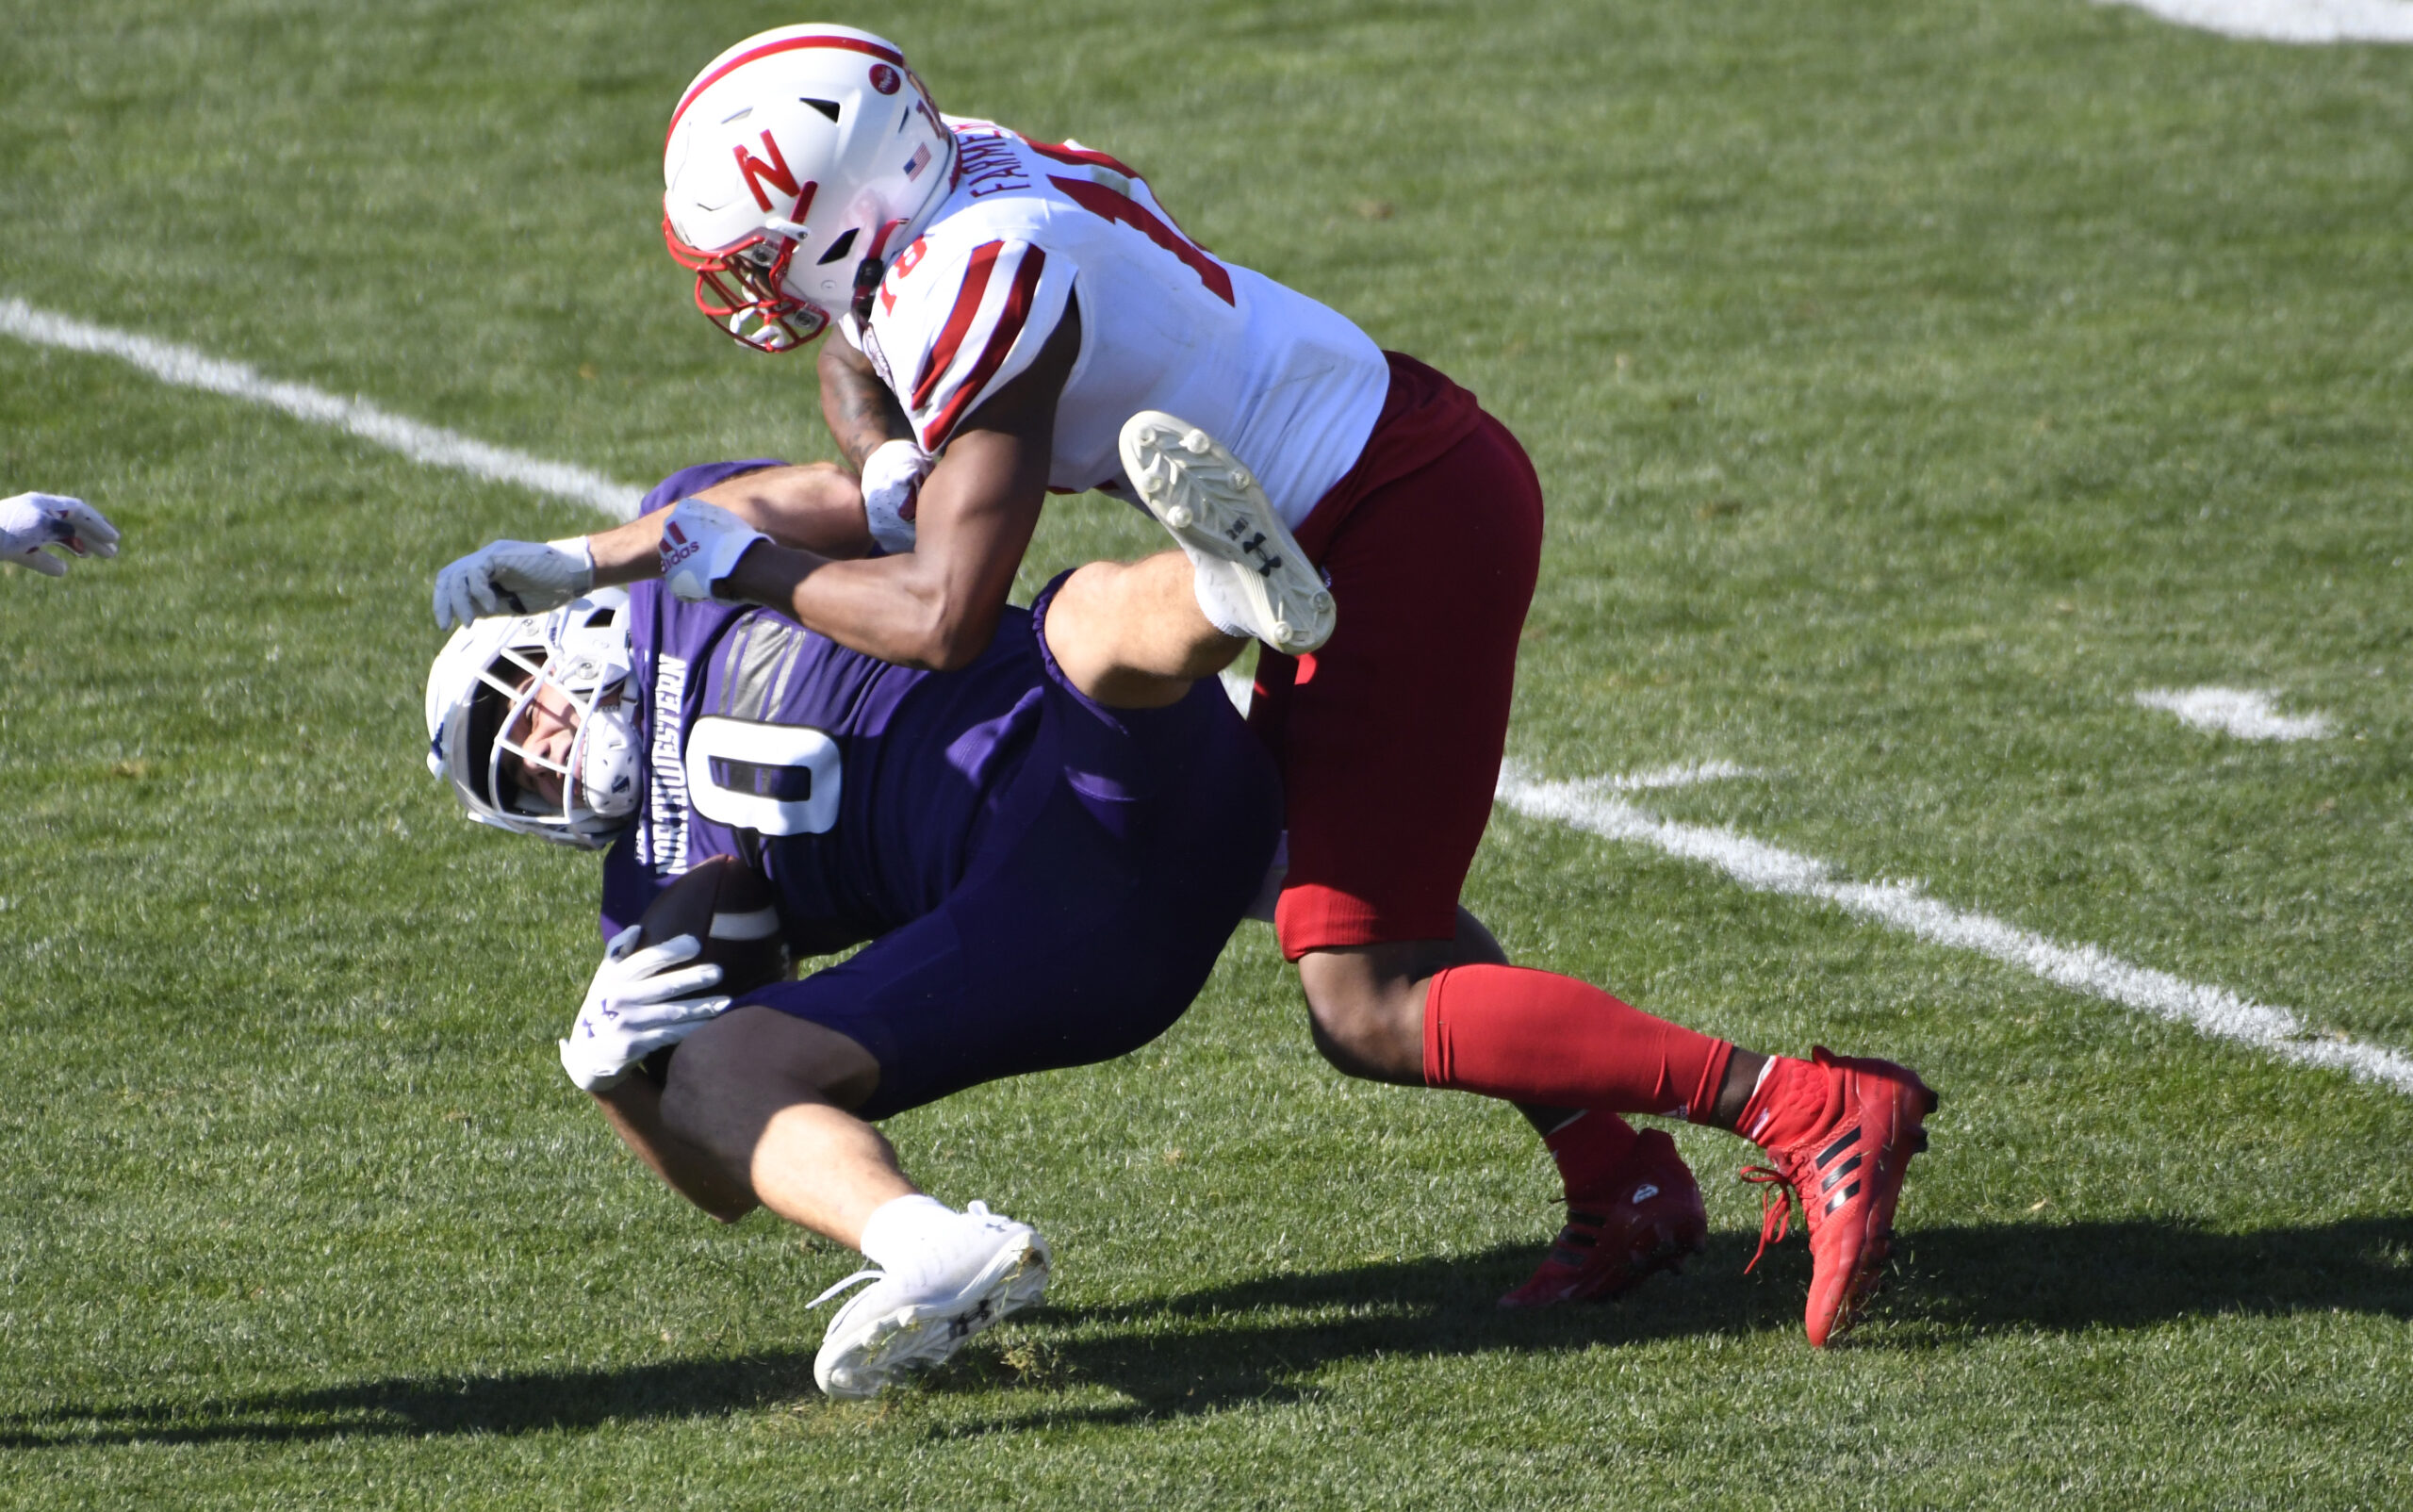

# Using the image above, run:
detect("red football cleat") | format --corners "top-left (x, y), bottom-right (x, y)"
top-left (1739, 1047), bottom-right (1937, 1346)
top-left (1500, 1128), bottom-right (1708, 1308)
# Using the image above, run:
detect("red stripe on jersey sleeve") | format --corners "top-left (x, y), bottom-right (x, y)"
top-left (1026, 140), bottom-right (1144, 181)
top-left (921, 246), bottom-right (1048, 448)
top-left (1049, 175), bottom-right (1233, 305)
top-left (911, 241), bottom-right (1005, 411)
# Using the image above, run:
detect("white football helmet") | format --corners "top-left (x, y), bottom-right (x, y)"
top-left (425, 589), bottom-right (641, 849)
top-left (663, 24), bottom-right (959, 353)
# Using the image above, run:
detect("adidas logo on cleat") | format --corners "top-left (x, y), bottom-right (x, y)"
top-left (1736, 1049), bottom-right (1939, 1346)
top-left (1815, 1125), bottom-right (1864, 1215)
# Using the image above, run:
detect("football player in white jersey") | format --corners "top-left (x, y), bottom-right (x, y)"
top-left (439, 23), bottom-right (1936, 1345)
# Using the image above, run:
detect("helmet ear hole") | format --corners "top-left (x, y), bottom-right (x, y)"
top-left (802, 97), bottom-right (841, 123)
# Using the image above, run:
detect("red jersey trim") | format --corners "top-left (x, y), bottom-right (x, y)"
top-left (911, 240), bottom-right (1004, 410)
top-left (1048, 175), bottom-right (1233, 305)
top-left (923, 246), bottom-right (1048, 447)
top-left (1026, 140), bottom-right (1144, 180)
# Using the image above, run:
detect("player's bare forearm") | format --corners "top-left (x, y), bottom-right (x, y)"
top-left (698, 464), bottom-right (876, 560)
top-left (819, 338), bottom-right (915, 470)
top-left (591, 1075), bottom-right (759, 1223)
top-left (589, 465), bottom-right (875, 585)
top-left (723, 305), bottom-right (1080, 668)
top-left (720, 511), bottom-right (1029, 670)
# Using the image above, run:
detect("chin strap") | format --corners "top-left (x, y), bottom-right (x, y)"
top-left (851, 253), bottom-right (887, 322)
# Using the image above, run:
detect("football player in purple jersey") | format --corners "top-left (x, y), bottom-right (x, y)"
top-left (426, 460), bottom-right (1279, 1398)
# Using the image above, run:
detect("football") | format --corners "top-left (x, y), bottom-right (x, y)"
top-left (635, 852), bottom-right (794, 999)
top-left (632, 854), bottom-right (791, 1085)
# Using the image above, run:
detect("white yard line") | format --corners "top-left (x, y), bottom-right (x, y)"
top-left (1567, 760), bottom-right (1762, 792)
top-left (1497, 763), bottom-right (2413, 1097)
top-left (2098, 0), bottom-right (2413, 41)
top-left (2134, 686), bottom-right (2330, 742)
top-left (16, 298), bottom-right (2401, 1097)
top-left (0, 298), bottom-right (644, 520)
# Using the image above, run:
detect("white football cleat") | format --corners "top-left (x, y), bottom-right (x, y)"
top-left (810, 1202), bottom-right (1051, 1399)
top-left (1119, 410), bottom-right (1336, 656)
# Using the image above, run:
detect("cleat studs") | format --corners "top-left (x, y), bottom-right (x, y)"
top-left (1912, 1129), bottom-right (1929, 1153)
top-left (1311, 591), bottom-right (1334, 613)
top-left (1923, 1089), bottom-right (1940, 1113)
top-left (1164, 505), bottom-right (1193, 529)
top-left (1181, 429), bottom-right (1212, 454)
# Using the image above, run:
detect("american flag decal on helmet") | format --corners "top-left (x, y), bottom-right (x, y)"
top-left (904, 143), bottom-right (931, 179)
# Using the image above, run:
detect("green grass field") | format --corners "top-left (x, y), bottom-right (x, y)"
top-left (5, 0), bottom-right (2411, 1505)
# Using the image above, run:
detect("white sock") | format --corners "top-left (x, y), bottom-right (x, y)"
top-left (1743, 1056), bottom-right (1782, 1142)
top-left (858, 1193), bottom-right (961, 1285)
top-left (1189, 556), bottom-right (1256, 640)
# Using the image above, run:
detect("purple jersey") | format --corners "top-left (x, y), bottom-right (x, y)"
top-left (599, 579), bottom-right (1051, 954)
top-left (589, 461), bottom-right (1283, 1122)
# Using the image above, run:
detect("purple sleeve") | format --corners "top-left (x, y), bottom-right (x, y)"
top-left (640, 459), bottom-right (790, 514)
top-left (599, 547), bottom-right (760, 942)
top-left (598, 830), bottom-right (662, 943)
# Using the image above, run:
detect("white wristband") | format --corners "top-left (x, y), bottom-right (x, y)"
top-left (546, 536), bottom-right (598, 593)
top-left (861, 439), bottom-right (931, 555)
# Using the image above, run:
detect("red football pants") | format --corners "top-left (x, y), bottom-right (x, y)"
top-left (1250, 411), bottom-right (1544, 956)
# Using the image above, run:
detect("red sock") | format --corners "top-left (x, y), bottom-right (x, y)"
top-left (1540, 1109), bottom-right (1643, 1202)
top-left (1422, 964), bottom-right (1734, 1122)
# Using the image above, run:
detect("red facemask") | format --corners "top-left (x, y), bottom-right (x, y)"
top-left (662, 216), bottom-right (829, 353)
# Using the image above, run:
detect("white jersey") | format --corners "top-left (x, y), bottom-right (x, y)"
top-left (837, 120), bottom-right (1390, 528)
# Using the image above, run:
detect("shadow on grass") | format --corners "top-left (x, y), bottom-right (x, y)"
top-left (8, 1216), bottom-right (2406, 1446)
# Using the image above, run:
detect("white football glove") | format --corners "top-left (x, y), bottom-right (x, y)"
top-left (2, 493), bottom-right (120, 578)
top-left (860, 439), bottom-right (931, 555)
top-left (558, 924), bottom-right (733, 1093)
top-left (432, 536), bottom-right (594, 630)
top-left (660, 499), bottom-right (771, 603)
